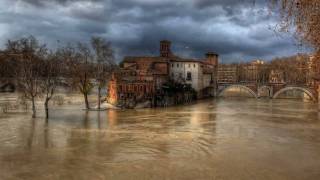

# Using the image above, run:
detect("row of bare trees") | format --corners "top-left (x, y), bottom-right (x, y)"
top-left (234, 54), bottom-right (310, 85)
top-left (268, 54), bottom-right (310, 84)
top-left (0, 36), bottom-right (115, 119)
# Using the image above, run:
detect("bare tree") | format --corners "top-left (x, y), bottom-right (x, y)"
top-left (77, 43), bottom-right (94, 109)
top-left (91, 36), bottom-right (115, 109)
top-left (61, 43), bottom-right (94, 110)
top-left (270, 1), bottom-right (320, 52)
top-left (5, 36), bottom-right (46, 118)
top-left (270, 0), bottom-right (320, 86)
top-left (40, 52), bottom-right (61, 119)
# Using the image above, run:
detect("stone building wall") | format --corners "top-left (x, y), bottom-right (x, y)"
top-left (170, 61), bottom-right (202, 91)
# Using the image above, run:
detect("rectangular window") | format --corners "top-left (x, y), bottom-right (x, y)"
top-left (194, 64), bottom-right (196, 68)
top-left (172, 64), bottom-right (174, 67)
top-left (189, 64), bottom-right (191, 68)
top-left (177, 63), bottom-right (179, 68)
top-left (187, 72), bottom-right (192, 81)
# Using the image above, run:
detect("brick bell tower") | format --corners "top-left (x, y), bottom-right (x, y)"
top-left (205, 52), bottom-right (219, 66)
top-left (160, 40), bottom-right (172, 58)
top-left (205, 52), bottom-right (219, 97)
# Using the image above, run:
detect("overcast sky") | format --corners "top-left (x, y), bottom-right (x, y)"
top-left (0, 0), bottom-right (309, 63)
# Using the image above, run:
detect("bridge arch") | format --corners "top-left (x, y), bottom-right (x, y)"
top-left (273, 86), bottom-right (316, 101)
top-left (258, 85), bottom-right (272, 98)
top-left (218, 85), bottom-right (258, 98)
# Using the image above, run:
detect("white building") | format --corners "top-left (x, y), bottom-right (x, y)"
top-left (170, 60), bottom-right (203, 91)
top-left (169, 57), bottom-right (217, 97)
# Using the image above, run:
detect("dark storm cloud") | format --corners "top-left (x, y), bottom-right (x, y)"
top-left (14, 0), bottom-right (104, 7)
top-left (194, 0), bottom-right (257, 9)
top-left (0, 0), bottom-right (303, 62)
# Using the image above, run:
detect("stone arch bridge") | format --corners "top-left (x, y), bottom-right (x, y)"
top-left (217, 83), bottom-right (318, 102)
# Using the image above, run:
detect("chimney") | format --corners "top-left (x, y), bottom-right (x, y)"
top-left (205, 52), bottom-right (219, 66)
top-left (160, 40), bottom-right (172, 58)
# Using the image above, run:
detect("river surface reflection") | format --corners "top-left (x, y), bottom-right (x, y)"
top-left (1, 98), bottom-right (320, 180)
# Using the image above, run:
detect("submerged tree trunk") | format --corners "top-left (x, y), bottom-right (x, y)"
top-left (84, 93), bottom-right (90, 109)
top-left (44, 97), bottom-right (49, 119)
top-left (31, 97), bottom-right (36, 118)
top-left (98, 86), bottom-right (101, 110)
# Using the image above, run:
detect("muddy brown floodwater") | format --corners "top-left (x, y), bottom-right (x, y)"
top-left (1, 98), bottom-right (320, 180)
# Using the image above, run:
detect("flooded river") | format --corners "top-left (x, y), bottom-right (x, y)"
top-left (1, 98), bottom-right (320, 180)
